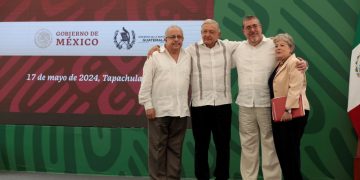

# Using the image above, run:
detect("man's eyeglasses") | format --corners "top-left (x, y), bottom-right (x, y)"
top-left (244, 24), bottom-right (260, 31)
top-left (166, 35), bottom-right (183, 40)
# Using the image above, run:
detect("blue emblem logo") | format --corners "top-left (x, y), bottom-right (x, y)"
top-left (114, 27), bottom-right (135, 50)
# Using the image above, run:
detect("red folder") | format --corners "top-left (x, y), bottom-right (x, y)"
top-left (271, 96), bottom-right (305, 122)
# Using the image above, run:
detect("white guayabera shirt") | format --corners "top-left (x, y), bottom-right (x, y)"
top-left (187, 39), bottom-right (240, 107)
top-left (138, 47), bottom-right (191, 118)
top-left (232, 36), bottom-right (277, 107)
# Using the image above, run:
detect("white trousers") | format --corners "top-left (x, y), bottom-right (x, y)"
top-left (238, 106), bottom-right (281, 180)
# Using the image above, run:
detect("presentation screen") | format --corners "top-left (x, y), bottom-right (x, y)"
top-left (0, 0), bottom-right (213, 127)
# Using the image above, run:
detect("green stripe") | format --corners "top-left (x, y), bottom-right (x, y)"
top-left (354, 13), bottom-right (360, 47)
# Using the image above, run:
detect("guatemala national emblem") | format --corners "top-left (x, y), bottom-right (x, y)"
top-left (114, 27), bottom-right (135, 50)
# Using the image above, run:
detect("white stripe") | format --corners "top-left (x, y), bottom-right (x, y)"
top-left (0, 21), bottom-right (202, 56)
top-left (348, 43), bottom-right (360, 111)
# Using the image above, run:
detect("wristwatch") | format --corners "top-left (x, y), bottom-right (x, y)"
top-left (285, 109), bottom-right (292, 114)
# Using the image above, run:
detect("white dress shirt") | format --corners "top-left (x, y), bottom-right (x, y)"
top-left (138, 47), bottom-right (191, 118)
top-left (233, 36), bottom-right (276, 107)
top-left (187, 39), bottom-right (240, 107)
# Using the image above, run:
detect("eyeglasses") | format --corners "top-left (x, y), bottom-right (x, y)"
top-left (166, 35), bottom-right (183, 40)
top-left (244, 24), bottom-right (260, 31)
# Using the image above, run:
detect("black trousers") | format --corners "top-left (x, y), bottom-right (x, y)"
top-left (190, 104), bottom-right (232, 180)
top-left (272, 110), bottom-right (309, 180)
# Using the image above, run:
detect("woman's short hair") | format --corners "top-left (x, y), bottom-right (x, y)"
top-left (273, 33), bottom-right (295, 53)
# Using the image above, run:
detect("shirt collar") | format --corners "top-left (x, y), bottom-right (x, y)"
top-left (245, 35), bottom-right (269, 46)
top-left (159, 45), bottom-right (166, 53)
top-left (197, 39), bottom-right (221, 47)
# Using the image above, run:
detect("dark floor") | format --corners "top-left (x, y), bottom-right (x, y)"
top-left (0, 171), bottom-right (199, 180)
top-left (0, 171), bottom-right (149, 180)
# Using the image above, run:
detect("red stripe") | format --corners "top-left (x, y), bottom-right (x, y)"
top-left (355, 140), bottom-right (360, 180)
top-left (349, 105), bottom-right (360, 137)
